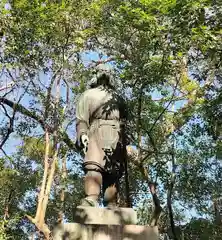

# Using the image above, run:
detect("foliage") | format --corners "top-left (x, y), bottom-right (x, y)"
top-left (0, 0), bottom-right (221, 239)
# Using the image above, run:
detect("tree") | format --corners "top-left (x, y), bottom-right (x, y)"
top-left (0, 0), bottom-right (221, 239)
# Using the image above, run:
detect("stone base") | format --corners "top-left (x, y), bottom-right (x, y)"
top-left (74, 207), bottom-right (137, 225)
top-left (53, 207), bottom-right (159, 239)
top-left (52, 223), bottom-right (159, 240)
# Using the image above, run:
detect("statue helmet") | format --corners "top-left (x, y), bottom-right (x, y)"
top-left (89, 64), bottom-right (115, 88)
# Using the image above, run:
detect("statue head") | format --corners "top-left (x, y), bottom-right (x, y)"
top-left (89, 64), bottom-right (115, 89)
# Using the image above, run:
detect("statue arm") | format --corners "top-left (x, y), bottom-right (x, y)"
top-left (76, 93), bottom-right (90, 142)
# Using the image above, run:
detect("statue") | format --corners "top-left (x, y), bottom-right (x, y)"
top-left (75, 64), bottom-right (128, 207)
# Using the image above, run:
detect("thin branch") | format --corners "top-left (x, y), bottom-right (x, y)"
top-left (0, 104), bottom-right (15, 150)
top-left (0, 81), bottom-right (15, 92)
top-left (0, 147), bottom-right (11, 159)
top-left (148, 79), bottom-right (179, 135)
top-left (0, 76), bottom-right (32, 149)
top-left (44, 68), bottom-right (62, 121)
top-left (88, 55), bottom-right (126, 68)
top-left (0, 97), bottom-right (46, 129)
top-left (165, 68), bottom-right (215, 139)
top-left (0, 103), bottom-right (11, 119)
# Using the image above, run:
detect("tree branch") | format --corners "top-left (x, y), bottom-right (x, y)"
top-left (0, 97), bottom-right (77, 151)
top-left (88, 55), bottom-right (126, 68)
top-left (0, 97), bottom-right (46, 129)
top-left (0, 104), bottom-right (15, 150)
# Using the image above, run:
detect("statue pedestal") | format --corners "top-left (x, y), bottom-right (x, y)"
top-left (52, 207), bottom-right (159, 240)
top-left (73, 206), bottom-right (137, 225)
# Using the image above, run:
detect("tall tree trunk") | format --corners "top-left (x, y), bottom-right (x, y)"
top-left (26, 76), bottom-right (61, 239)
top-left (26, 129), bottom-right (51, 239)
top-left (57, 154), bottom-right (67, 223)
top-left (36, 130), bottom-right (50, 221)
top-left (167, 133), bottom-right (178, 240)
top-left (149, 182), bottom-right (162, 227)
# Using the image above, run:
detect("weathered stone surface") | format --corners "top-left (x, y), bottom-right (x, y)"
top-left (53, 207), bottom-right (159, 239)
top-left (73, 206), bottom-right (137, 225)
top-left (52, 223), bottom-right (159, 240)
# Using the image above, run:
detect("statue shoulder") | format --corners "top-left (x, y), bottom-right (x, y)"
top-left (76, 89), bottom-right (91, 100)
top-left (76, 88), bottom-right (98, 103)
top-left (84, 88), bottom-right (103, 97)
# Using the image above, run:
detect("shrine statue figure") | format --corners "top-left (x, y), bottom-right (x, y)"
top-left (76, 64), bottom-right (128, 207)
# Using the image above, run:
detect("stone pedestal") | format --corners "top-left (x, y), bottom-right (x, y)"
top-left (53, 223), bottom-right (159, 240)
top-left (74, 206), bottom-right (137, 225)
top-left (52, 207), bottom-right (159, 240)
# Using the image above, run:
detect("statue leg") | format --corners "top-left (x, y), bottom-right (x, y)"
top-left (102, 173), bottom-right (119, 207)
top-left (81, 163), bottom-right (103, 207)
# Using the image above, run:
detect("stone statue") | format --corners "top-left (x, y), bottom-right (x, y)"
top-left (75, 64), bottom-right (128, 207)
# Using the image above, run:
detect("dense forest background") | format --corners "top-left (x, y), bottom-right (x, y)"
top-left (0, 0), bottom-right (221, 239)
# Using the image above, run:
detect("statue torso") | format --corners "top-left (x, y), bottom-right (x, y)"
top-left (84, 86), bottom-right (122, 122)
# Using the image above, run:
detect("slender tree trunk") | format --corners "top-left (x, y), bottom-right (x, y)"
top-left (136, 87), bottom-right (162, 225)
top-left (214, 198), bottom-right (222, 225)
top-left (26, 130), bottom-right (51, 239)
top-left (39, 146), bottom-right (58, 227)
top-left (167, 134), bottom-right (178, 240)
top-left (58, 154), bottom-right (67, 223)
top-left (36, 130), bottom-right (50, 220)
top-left (140, 165), bottom-right (162, 227)
top-left (3, 189), bottom-right (14, 220)
top-left (149, 182), bottom-right (162, 227)
top-left (167, 181), bottom-right (177, 240)
top-left (26, 76), bottom-right (61, 239)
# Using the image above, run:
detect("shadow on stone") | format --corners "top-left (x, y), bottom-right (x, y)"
top-left (73, 206), bottom-right (137, 225)
top-left (53, 223), bottom-right (159, 240)
top-left (53, 207), bottom-right (159, 240)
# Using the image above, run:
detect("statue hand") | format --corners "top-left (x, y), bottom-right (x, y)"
top-left (80, 134), bottom-right (89, 153)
